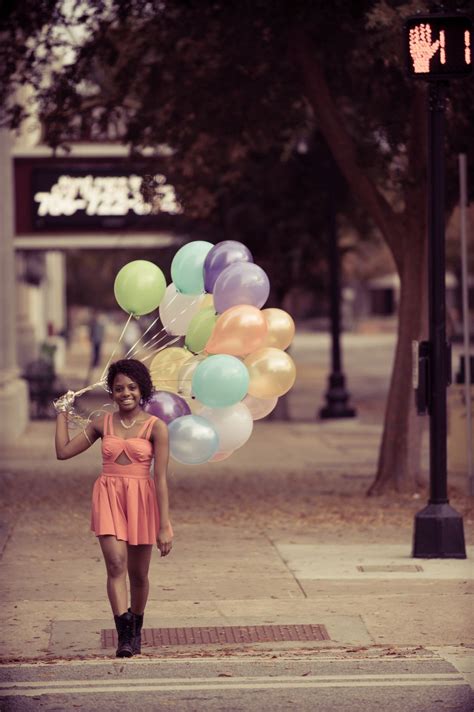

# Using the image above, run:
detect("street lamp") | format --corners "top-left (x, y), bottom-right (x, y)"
top-left (405, 10), bottom-right (472, 558)
top-left (319, 160), bottom-right (356, 420)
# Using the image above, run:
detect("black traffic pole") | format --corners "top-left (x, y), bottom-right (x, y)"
top-left (405, 9), bottom-right (470, 558)
top-left (319, 164), bottom-right (356, 420)
top-left (412, 80), bottom-right (466, 558)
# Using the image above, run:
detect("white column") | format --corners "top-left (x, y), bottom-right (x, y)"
top-left (45, 250), bottom-right (67, 369)
top-left (0, 130), bottom-right (29, 441)
top-left (15, 253), bottom-right (39, 369)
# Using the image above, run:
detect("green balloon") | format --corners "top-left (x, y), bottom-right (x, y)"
top-left (185, 307), bottom-right (217, 354)
top-left (171, 241), bottom-right (213, 295)
top-left (114, 260), bottom-right (166, 316)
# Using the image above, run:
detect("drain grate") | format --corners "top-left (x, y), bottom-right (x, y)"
top-left (102, 623), bottom-right (330, 648)
top-left (357, 565), bottom-right (423, 572)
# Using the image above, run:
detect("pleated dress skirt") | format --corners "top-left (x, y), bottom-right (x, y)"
top-left (90, 465), bottom-right (161, 545)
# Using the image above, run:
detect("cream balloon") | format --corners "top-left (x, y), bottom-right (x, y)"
top-left (244, 347), bottom-right (296, 398)
top-left (159, 283), bottom-right (205, 335)
top-left (176, 354), bottom-right (207, 398)
top-left (198, 402), bottom-right (253, 452)
top-left (150, 346), bottom-right (192, 392)
top-left (206, 304), bottom-right (268, 356)
top-left (261, 308), bottom-right (295, 350)
top-left (200, 293), bottom-right (214, 310)
top-left (243, 393), bottom-right (278, 420)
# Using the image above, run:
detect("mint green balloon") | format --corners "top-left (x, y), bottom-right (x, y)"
top-left (185, 306), bottom-right (217, 354)
top-left (114, 260), bottom-right (166, 315)
top-left (171, 241), bottom-right (213, 295)
top-left (192, 355), bottom-right (249, 407)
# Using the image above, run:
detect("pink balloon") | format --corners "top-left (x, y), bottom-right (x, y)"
top-left (206, 304), bottom-right (268, 356)
top-left (209, 450), bottom-right (234, 462)
top-left (243, 393), bottom-right (278, 420)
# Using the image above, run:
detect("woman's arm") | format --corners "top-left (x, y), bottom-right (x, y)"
top-left (152, 418), bottom-right (173, 556)
top-left (55, 412), bottom-right (100, 460)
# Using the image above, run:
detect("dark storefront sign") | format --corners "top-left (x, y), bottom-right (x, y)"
top-left (15, 158), bottom-right (184, 235)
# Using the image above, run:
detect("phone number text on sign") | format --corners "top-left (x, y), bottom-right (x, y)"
top-left (34, 174), bottom-right (182, 217)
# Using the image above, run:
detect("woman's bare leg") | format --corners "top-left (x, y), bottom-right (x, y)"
top-left (98, 535), bottom-right (128, 615)
top-left (127, 544), bottom-right (153, 614)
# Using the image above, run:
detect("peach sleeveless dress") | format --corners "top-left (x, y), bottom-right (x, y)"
top-left (90, 413), bottom-right (162, 545)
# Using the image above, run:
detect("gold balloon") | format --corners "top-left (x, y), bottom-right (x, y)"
top-left (244, 347), bottom-right (296, 398)
top-left (261, 308), bottom-right (295, 350)
top-left (150, 346), bottom-right (192, 392)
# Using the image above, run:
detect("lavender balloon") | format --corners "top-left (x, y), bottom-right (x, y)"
top-left (145, 390), bottom-right (191, 425)
top-left (203, 240), bottom-right (253, 293)
top-left (213, 262), bottom-right (270, 314)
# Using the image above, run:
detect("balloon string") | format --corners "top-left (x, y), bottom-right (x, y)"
top-left (130, 292), bottom-right (204, 360)
top-left (126, 292), bottom-right (206, 361)
top-left (74, 379), bottom-right (108, 398)
top-left (124, 315), bottom-right (160, 358)
top-left (141, 335), bottom-right (182, 363)
top-left (128, 291), bottom-right (180, 359)
top-left (100, 313), bottom-right (133, 381)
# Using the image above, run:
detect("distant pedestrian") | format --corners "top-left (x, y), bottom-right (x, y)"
top-left (55, 359), bottom-right (173, 658)
top-left (89, 310), bottom-right (105, 369)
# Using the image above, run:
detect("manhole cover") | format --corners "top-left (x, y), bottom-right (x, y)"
top-left (102, 623), bottom-right (330, 648)
top-left (357, 565), bottom-right (423, 572)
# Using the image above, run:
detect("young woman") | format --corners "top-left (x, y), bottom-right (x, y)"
top-left (55, 359), bottom-right (173, 658)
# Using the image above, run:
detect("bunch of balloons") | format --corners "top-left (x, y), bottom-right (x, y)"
top-left (113, 240), bottom-right (296, 465)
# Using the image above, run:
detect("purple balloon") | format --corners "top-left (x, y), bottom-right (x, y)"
top-left (213, 262), bottom-right (270, 314)
top-left (145, 390), bottom-right (191, 425)
top-left (203, 240), bottom-right (253, 293)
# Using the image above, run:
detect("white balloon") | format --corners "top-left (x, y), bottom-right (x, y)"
top-left (159, 283), bottom-right (205, 335)
top-left (243, 393), bottom-right (278, 420)
top-left (198, 402), bottom-right (253, 452)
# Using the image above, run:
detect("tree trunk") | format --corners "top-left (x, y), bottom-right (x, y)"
top-left (368, 232), bottom-right (428, 494)
top-left (292, 32), bottom-right (431, 493)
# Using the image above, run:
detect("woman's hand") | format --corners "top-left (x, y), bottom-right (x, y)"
top-left (157, 524), bottom-right (173, 557)
top-left (54, 390), bottom-right (76, 414)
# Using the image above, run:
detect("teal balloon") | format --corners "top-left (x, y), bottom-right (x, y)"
top-left (168, 415), bottom-right (219, 464)
top-left (192, 355), bottom-right (249, 407)
top-left (114, 260), bottom-right (166, 316)
top-left (171, 241), bottom-right (213, 295)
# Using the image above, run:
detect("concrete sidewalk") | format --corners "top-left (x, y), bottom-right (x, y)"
top-left (1, 328), bottom-right (473, 704)
top-left (0, 419), bottom-right (472, 677)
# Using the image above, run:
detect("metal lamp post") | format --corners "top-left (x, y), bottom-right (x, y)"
top-left (404, 10), bottom-right (471, 557)
top-left (319, 166), bottom-right (356, 420)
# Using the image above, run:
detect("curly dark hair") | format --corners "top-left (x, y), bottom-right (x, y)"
top-left (106, 359), bottom-right (154, 404)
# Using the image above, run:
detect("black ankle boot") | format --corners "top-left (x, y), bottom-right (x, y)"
top-left (114, 610), bottom-right (134, 658)
top-left (128, 607), bottom-right (144, 654)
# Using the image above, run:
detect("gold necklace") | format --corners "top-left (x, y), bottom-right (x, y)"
top-left (120, 418), bottom-right (136, 430)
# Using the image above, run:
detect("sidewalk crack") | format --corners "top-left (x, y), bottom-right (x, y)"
top-left (263, 532), bottom-right (307, 599)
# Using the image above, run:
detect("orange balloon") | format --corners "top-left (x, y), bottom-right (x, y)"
top-left (206, 304), bottom-right (268, 356)
top-left (244, 347), bottom-right (296, 398)
top-left (261, 308), bottom-right (295, 350)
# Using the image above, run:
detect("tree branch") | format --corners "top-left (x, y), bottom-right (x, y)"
top-left (292, 29), bottom-right (404, 268)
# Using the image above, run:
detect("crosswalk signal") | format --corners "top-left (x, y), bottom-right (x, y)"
top-left (404, 13), bottom-right (472, 79)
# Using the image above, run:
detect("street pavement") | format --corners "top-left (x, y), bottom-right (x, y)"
top-left (0, 329), bottom-right (473, 710)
